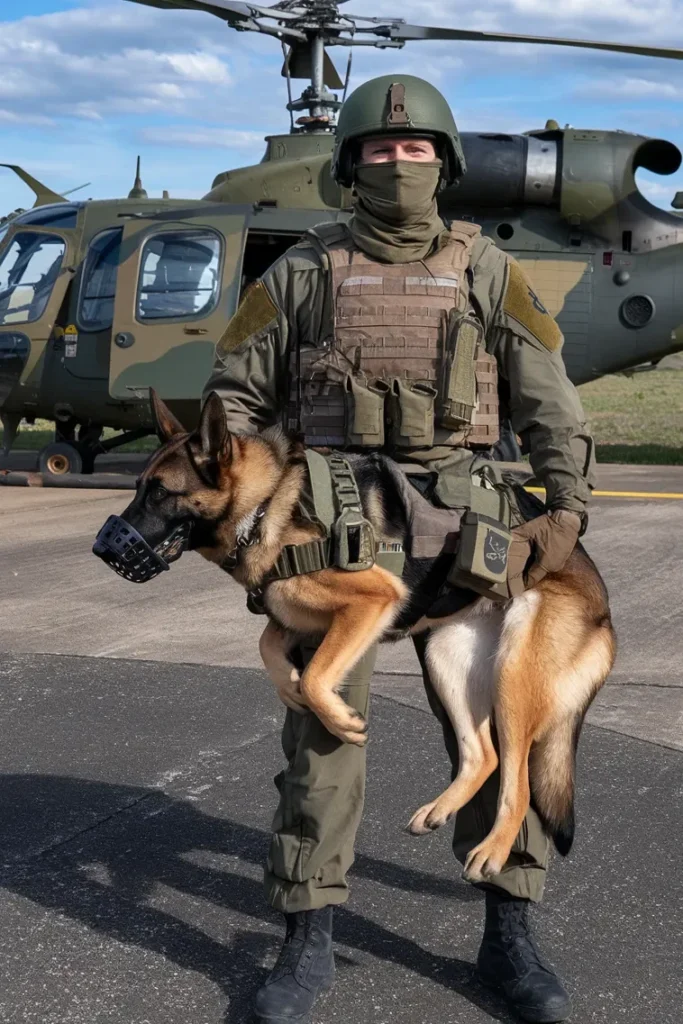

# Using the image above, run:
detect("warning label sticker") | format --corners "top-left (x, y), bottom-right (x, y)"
top-left (64, 324), bottom-right (78, 358)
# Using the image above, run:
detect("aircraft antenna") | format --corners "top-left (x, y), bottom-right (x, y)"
top-left (128, 156), bottom-right (148, 200)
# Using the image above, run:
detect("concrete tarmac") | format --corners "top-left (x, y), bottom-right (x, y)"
top-left (0, 467), bottom-right (682, 1023)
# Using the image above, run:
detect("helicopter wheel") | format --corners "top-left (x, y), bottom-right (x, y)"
top-left (38, 441), bottom-right (95, 477)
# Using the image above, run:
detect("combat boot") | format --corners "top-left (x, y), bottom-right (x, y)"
top-left (254, 906), bottom-right (335, 1022)
top-left (476, 890), bottom-right (571, 1023)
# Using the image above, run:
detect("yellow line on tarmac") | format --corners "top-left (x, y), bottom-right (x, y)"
top-left (525, 487), bottom-right (683, 500)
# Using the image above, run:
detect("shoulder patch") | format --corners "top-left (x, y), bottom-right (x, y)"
top-left (503, 261), bottom-right (562, 352)
top-left (216, 280), bottom-right (278, 358)
top-left (307, 221), bottom-right (350, 247)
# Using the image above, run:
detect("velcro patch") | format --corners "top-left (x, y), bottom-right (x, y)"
top-left (216, 280), bottom-right (278, 357)
top-left (503, 261), bottom-right (562, 352)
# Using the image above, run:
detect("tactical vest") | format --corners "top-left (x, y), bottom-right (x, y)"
top-left (286, 221), bottom-right (499, 452)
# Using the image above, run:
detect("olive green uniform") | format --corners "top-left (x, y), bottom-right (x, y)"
top-left (202, 226), bottom-right (594, 910)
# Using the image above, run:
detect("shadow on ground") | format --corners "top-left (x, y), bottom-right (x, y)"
top-left (0, 774), bottom-right (514, 1024)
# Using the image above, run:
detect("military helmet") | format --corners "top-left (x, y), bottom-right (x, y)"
top-left (332, 74), bottom-right (467, 189)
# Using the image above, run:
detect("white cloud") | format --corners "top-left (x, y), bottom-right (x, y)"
top-left (574, 77), bottom-right (683, 101)
top-left (164, 52), bottom-right (231, 83)
top-left (0, 109), bottom-right (55, 126)
top-left (0, 5), bottom-right (241, 121)
top-left (506, 0), bottom-right (675, 28)
top-left (637, 177), bottom-right (683, 203)
top-left (141, 127), bottom-right (265, 148)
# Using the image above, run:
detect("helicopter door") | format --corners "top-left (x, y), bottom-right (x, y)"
top-left (109, 214), bottom-right (248, 401)
top-left (0, 224), bottom-right (80, 398)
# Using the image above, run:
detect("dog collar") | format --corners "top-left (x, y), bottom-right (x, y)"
top-left (220, 501), bottom-right (270, 574)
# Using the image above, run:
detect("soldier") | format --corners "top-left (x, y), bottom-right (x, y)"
top-left (203, 75), bottom-right (594, 1024)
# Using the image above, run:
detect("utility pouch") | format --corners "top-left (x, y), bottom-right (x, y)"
top-left (448, 512), bottom-right (512, 589)
top-left (439, 312), bottom-right (485, 431)
top-left (389, 378), bottom-right (437, 448)
top-left (344, 375), bottom-right (388, 447)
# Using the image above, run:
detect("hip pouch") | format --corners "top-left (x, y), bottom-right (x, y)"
top-left (344, 375), bottom-right (389, 447)
top-left (445, 466), bottom-right (514, 600)
top-left (449, 512), bottom-right (512, 589)
top-left (388, 377), bottom-right (437, 448)
top-left (439, 312), bottom-right (484, 432)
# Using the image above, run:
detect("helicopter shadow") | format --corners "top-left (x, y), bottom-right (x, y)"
top-left (0, 773), bottom-right (518, 1024)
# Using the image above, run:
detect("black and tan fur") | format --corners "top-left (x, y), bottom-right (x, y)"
top-left (118, 390), bottom-right (616, 882)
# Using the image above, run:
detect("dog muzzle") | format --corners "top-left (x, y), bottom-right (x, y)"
top-left (92, 515), bottom-right (191, 583)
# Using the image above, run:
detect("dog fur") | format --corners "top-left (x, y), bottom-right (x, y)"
top-left (117, 390), bottom-right (616, 883)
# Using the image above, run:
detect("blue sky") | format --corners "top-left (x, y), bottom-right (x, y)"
top-left (1, 0), bottom-right (683, 213)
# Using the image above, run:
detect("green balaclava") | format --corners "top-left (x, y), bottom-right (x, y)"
top-left (349, 156), bottom-right (450, 263)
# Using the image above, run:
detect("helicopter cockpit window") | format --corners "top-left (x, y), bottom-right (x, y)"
top-left (0, 231), bottom-right (66, 326)
top-left (137, 231), bottom-right (222, 321)
top-left (79, 227), bottom-right (123, 331)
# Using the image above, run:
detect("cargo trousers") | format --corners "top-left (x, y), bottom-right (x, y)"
top-left (264, 636), bottom-right (550, 913)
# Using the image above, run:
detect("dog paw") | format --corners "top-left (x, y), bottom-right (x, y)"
top-left (407, 800), bottom-right (454, 835)
top-left (406, 802), bottom-right (440, 835)
top-left (276, 686), bottom-right (308, 714)
top-left (462, 842), bottom-right (505, 883)
top-left (320, 706), bottom-right (369, 746)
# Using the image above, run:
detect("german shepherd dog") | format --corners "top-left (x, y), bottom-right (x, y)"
top-left (96, 390), bottom-right (616, 882)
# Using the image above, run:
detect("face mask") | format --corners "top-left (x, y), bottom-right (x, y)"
top-left (354, 160), bottom-right (443, 224)
top-left (349, 160), bottom-right (448, 263)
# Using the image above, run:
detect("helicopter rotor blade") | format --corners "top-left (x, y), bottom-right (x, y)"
top-left (127, 2), bottom-right (683, 62)
top-left (62, 182), bottom-right (92, 197)
top-left (125, 0), bottom-right (308, 41)
top-left (361, 21), bottom-right (683, 62)
top-left (125, 0), bottom-right (303, 25)
top-left (126, 0), bottom-right (254, 22)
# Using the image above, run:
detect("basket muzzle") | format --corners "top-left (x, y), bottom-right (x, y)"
top-left (92, 514), bottom-right (191, 583)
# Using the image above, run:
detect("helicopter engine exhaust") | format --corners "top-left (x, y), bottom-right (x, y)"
top-left (443, 132), bottom-right (682, 213)
top-left (444, 134), bottom-right (559, 208)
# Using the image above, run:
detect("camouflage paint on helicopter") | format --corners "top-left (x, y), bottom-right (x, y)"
top-left (2, 0), bottom-right (683, 474)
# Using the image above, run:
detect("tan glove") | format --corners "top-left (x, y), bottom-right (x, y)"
top-left (507, 509), bottom-right (583, 596)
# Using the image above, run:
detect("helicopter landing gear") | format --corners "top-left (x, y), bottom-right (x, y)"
top-left (38, 418), bottom-right (102, 475)
top-left (38, 425), bottom-right (152, 478)
top-left (77, 423), bottom-right (104, 449)
top-left (38, 440), bottom-right (95, 476)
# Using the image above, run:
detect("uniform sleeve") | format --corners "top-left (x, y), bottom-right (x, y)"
top-left (201, 242), bottom-right (327, 434)
top-left (201, 265), bottom-right (289, 434)
top-left (488, 257), bottom-right (596, 515)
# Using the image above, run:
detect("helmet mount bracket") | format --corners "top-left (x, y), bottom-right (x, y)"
top-left (387, 83), bottom-right (411, 128)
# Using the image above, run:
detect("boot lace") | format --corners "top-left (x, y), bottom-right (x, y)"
top-left (268, 913), bottom-right (324, 983)
top-left (500, 905), bottom-right (554, 977)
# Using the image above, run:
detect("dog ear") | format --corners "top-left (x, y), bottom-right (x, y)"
top-left (197, 392), bottom-right (232, 464)
top-left (150, 388), bottom-right (186, 443)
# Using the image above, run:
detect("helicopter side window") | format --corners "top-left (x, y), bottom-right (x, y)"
top-left (79, 228), bottom-right (123, 332)
top-left (14, 204), bottom-right (80, 229)
top-left (137, 231), bottom-right (222, 322)
top-left (0, 231), bottom-right (66, 326)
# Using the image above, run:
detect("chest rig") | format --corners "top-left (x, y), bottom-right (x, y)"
top-left (286, 221), bottom-right (499, 453)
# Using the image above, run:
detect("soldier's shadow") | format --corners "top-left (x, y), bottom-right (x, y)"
top-left (0, 774), bottom-right (516, 1023)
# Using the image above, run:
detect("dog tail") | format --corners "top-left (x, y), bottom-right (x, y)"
top-left (528, 713), bottom-right (584, 856)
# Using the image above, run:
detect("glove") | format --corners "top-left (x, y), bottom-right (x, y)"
top-left (507, 509), bottom-right (583, 596)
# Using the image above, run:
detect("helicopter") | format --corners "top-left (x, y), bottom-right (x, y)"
top-left (2, 0), bottom-right (683, 477)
